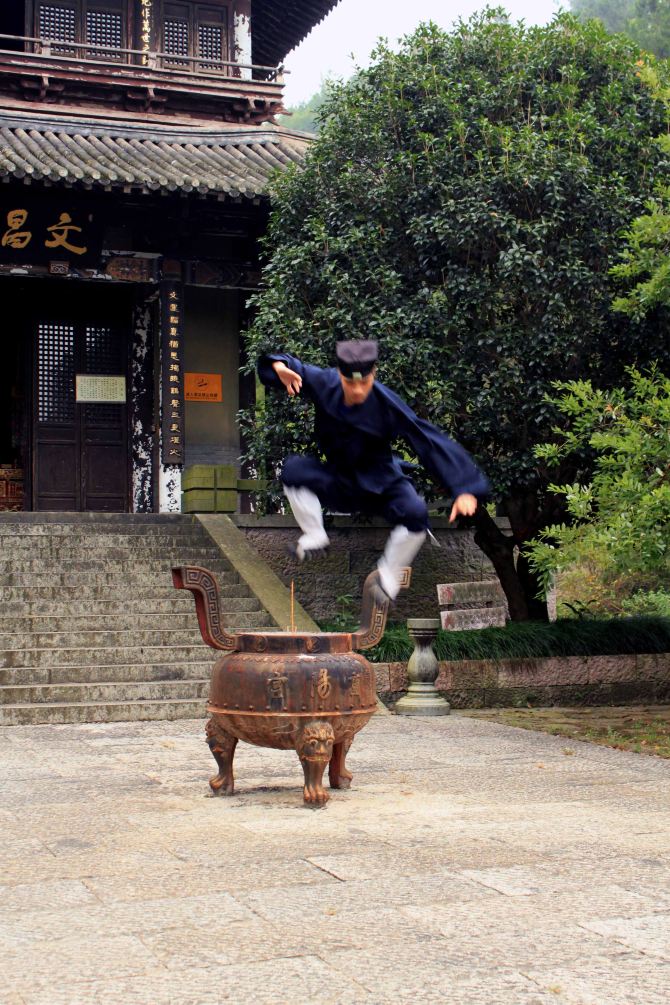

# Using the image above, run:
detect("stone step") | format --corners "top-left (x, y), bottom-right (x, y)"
top-left (0, 542), bottom-right (224, 556)
top-left (0, 524), bottom-right (204, 536)
top-left (0, 585), bottom-right (255, 614)
top-left (0, 514), bottom-right (196, 530)
top-left (0, 662), bottom-right (213, 686)
top-left (0, 628), bottom-right (205, 649)
top-left (0, 600), bottom-right (261, 631)
top-left (0, 678), bottom-right (209, 706)
top-left (0, 616), bottom-right (270, 650)
top-left (0, 512), bottom-right (279, 725)
top-left (0, 540), bottom-right (215, 554)
top-left (0, 643), bottom-right (209, 669)
top-left (0, 624), bottom-right (271, 669)
top-left (0, 697), bottom-right (208, 725)
top-left (0, 558), bottom-right (234, 575)
top-left (0, 569), bottom-right (241, 589)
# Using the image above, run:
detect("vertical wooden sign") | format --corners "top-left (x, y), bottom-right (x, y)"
top-left (161, 282), bottom-right (185, 465)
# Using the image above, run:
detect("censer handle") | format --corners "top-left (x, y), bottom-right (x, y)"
top-left (172, 566), bottom-right (239, 651)
top-left (352, 567), bottom-right (412, 651)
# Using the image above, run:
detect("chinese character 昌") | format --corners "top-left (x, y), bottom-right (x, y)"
top-left (2, 209), bottom-right (32, 250)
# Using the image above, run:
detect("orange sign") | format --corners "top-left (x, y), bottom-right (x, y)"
top-left (184, 372), bottom-right (223, 402)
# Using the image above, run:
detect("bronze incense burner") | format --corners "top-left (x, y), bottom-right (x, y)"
top-left (172, 566), bottom-right (410, 806)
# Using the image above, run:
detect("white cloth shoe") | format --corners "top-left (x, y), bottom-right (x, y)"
top-left (283, 485), bottom-right (330, 561)
top-left (377, 525), bottom-right (426, 600)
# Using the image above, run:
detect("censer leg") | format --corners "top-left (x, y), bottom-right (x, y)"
top-left (205, 718), bottom-right (238, 796)
top-left (297, 721), bottom-right (334, 807)
top-left (328, 736), bottom-right (354, 790)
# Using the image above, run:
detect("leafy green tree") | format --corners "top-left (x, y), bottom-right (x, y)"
top-left (528, 367), bottom-right (670, 601)
top-left (243, 12), bottom-right (669, 620)
top-left (610, 65), bottom-right (670, 318)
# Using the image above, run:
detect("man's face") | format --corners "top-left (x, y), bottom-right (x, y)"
top-left (339, 368), bottom-right (376, 406)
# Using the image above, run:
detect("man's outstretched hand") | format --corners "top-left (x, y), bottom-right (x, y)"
top-left (272, 361), bottom-right (303, 396)
top-left (449, 493), bottom-right (478, 522)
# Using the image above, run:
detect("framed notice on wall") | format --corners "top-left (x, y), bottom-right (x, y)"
top-left (75, 375), bottom-right (126, 403)
top-left (184, 373), bottom-right (223, 402)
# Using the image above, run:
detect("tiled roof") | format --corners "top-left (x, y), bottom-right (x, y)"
top-left (0, 112), bottom-right (310, 198)
top-left (253, 1), bottom-right (341, 67)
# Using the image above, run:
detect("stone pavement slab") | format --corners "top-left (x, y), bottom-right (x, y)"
top-left (1, 713), bottom-right (669, 1004)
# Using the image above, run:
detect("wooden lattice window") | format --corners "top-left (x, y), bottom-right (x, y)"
top-left (163, 3), bottom-right (230, 72)
top-left (198, 22), bottom-right (224, 66)
top-left (35, 1), bottom-right (125, 59)
top-left (86, 8), bottom-right (123, 59)
top-left (37, 3), bottom-right (77, 54)
top-left (37, 324), bottom-right (76, 424)
top-left (164, 13), bottom-right (190, 66)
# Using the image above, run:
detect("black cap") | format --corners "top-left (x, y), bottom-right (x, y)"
top-left (335, 340), bottom-right (378, 379)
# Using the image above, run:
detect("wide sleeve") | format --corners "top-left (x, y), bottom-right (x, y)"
top-left (257, 352), bottom-right (322, 397)
top-left (396, 405), bottom-right (491, 500)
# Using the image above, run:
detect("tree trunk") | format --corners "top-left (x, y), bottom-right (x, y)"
top-left (515, 547), bottom-right (549, 621)
top-left (504, 491), bottom-right (549, 622)
top-left (473, 507), bottom-right (530, 621)
top-left (472, 504), bottom-right (549, 622)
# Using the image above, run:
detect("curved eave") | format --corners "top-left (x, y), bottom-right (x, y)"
top-left (0, 115), bottom-right (311, 199)
top-left (252, 0), bottom-right (341, 67)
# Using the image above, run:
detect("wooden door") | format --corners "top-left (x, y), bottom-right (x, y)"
top-left (33, 299), bottom-right (129, 512)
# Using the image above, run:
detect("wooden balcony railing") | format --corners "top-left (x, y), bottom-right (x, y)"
top-left (0, 32), bottom-right (284, 85)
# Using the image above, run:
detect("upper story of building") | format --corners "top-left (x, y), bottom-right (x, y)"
top-left (0, 1), bottom-right (337, 124)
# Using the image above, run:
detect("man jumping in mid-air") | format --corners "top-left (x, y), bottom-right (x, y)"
top-left (258, 340), bottom-right (490, 602)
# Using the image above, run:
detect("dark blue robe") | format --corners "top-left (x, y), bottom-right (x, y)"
top-left (258, 352), bottom-right (490, 526)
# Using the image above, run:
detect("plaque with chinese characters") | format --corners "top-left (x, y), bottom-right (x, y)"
top-left (161, 282), bottom-right (185, 465)
top-left (75, 375), bottom-right (127, 403)
top-left (0, 199), bottom-right (101, 265)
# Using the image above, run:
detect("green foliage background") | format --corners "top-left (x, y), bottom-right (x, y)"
top-left (280, 79), bottom-right (330, 134)
top-left (529, 366), bottom-right (670, 607)
top-left (571, 0), bottom-right (670, 59)
top-left (243, 12), bottom-right (670, 531)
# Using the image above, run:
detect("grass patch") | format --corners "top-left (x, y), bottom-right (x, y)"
top-left (332, 616), bottom-right (670, 664)
top-left (463, 705), bottom-right (670, 758)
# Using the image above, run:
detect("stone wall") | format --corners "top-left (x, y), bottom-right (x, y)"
top-left (232, 514), bottom-right (505, 623)
top-left (373, 653), bottom-right (670, 708)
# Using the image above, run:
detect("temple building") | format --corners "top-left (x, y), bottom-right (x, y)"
top-left (0, 0), bottom-right (336, 513)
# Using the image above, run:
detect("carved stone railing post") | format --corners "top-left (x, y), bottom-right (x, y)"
top-left (395, 618), bottom-right (450, 716)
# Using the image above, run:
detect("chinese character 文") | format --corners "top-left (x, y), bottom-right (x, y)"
top-left (45, 212), bottom-right (87, 255)
top-left (2, 209), bottom-right (32, 250)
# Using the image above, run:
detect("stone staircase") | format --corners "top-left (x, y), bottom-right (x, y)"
top-left (0, 513), bottom-right (274, 725)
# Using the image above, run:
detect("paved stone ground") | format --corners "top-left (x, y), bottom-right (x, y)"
top-left (1, 713), bottom-right (670, 1005)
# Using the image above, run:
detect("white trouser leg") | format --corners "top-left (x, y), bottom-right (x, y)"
top-left (377, 525), bottom-right (426, 599)
top-left (283, 485), bottom-right (330, 559)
